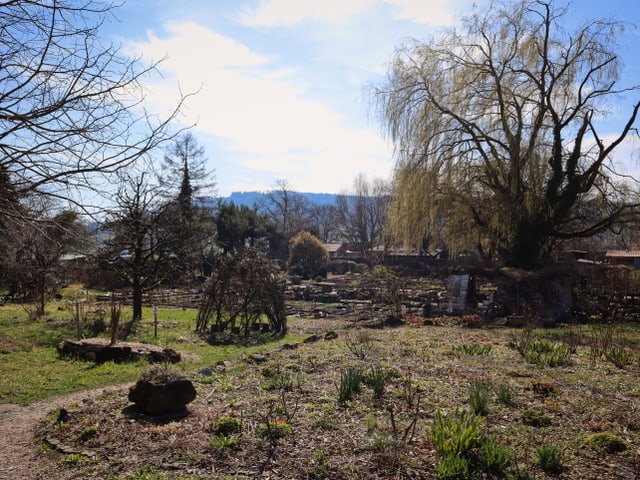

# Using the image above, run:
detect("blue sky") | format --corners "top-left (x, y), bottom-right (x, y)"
top-left (102, 0), bottom-right (640, 196)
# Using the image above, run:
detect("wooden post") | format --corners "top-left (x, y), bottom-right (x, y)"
top-left (153, 305), bottom-right (158, 339)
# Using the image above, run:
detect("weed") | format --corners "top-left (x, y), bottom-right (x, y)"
top-left (468, 379), bottom-right (491, 416)
top-left (313, 417), bottom-right (337, 430)
top-left (77, 425), bottom-right (98, 442)
top-left (535, 444), bottom-right (563, 473)
top-left (495, 382), bottom-right (515, 406)
top-left (584, 432), bottom-right (629, 453)
top-left (263, 371), bottom-right (295, 391)
top-left (522, 409), bottom-right (553, 428)
top-left (336, 367), bottom-right (363, 403)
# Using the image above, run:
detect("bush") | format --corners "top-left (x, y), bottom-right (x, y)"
top-left (213, 416), bottom-right (243, 436)
top-left (288, 231), bottom-right (328, 280)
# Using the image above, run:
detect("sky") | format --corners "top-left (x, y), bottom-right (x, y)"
top-left (101, 0), bottom-right (640, 197)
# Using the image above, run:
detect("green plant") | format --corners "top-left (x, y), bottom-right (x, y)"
top-left (479, 438), bottom-right (513, 475)
top-left (363, 365), bottom-right (390, 399)
top-left (522, 338), bottom-right (571, 367)
top-left (495, 382), bottom-right (515, 406)
top-left (522, 409), bottom-right (553, 427)
top-left (468, 379), bottom-right (491, 416)
top-left (432, 409), bottom-right (482, 458)
top-left (308, 449), bottom-right (331, 479)
top-left (336, 367), bottom-right (363, 403)
top-left (604, 344), bottom-right (633, 368)
top-left (535, 444), bottom-right (563, 473)
top-left (584, 432), bottom-right (629, 453)
top-left (258, 419), bottom-right (292, 440)
top-left (344, 330), bottom-right (373, 359)
top-left (210, 433), bottom-right (239, 450)
top-left (363, 433), bottom-right (400, 452)
top-left (213, 416), bottom-right (243, 436)
top-left (77, 425), bottom-right (98, 442)
top-left (434, 452), bottom-right (470, 480)
top-left (454, 342), bottom-right (492, 355)
top-left (263, 371), bottom-right (295, 391)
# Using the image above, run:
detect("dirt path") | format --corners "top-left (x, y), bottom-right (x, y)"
top-left (0, 385), bottom-right (127, 480)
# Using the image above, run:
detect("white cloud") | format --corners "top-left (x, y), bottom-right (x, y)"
top-left (124, 21), bottom-right (394, 194)
top-left (240, 0), bottom-right (372, 27)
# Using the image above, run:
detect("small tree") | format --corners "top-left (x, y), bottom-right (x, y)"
top-left (288, 231), bottom-right (329, 280)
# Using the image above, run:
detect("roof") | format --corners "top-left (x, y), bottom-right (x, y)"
top-left (323, 243), bottom-right (344, 253)
top-left (605, 250), bottom-right (640, 258)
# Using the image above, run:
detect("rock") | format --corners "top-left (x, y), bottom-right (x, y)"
top-left (128, 378), bottom-right (196, 415)
top-left (248, 353), bottom-right (267, 364)
top-left (324, 330), bottom-right (338, 340)
top-left (198, 367), bottom-right (214, 376)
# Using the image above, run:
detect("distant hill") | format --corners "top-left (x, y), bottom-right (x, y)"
top-left (215, 191), bottom-right (338, 208)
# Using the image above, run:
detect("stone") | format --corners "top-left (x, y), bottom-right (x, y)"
top-left (128, 378), bottom-right (196, 415)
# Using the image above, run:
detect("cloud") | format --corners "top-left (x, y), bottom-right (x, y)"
top-left (124, 21), bottom-right (393, 194)
top-left (241, 0), bottom-right (480, 28)
top-left (240, 0), bottom-right (372, 27)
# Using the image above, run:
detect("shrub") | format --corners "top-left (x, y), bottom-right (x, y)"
top-left (585, 432), bottom-right (629, 453)
top-left (288, 231), bottom-right (328, 280)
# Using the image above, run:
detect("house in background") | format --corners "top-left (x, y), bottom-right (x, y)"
top-left (604, 250), bottom-right (640, 268)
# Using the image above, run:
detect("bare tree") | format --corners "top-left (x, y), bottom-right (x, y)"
top-left (0, 1), bottom-right (185, 219)
top-left (373, 0), bottom-right (640, 269)
top-left (262, 179), bottom-right (311, 239)
top-left (98, 172), bottom-right (175, 330)
top-left (335, 173), bottom-right (389, 254)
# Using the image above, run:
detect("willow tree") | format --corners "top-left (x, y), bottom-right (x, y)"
top-left (374, 0), bottom-right (640, 269)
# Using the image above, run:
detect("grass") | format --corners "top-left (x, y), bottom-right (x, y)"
top-left (0, 303), bottom-right (302, 405)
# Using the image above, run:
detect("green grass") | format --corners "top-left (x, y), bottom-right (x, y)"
top-left (0, 302), bottom-right (303, 405)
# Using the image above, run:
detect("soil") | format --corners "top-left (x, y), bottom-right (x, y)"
top-left (0, 385), bottom-right (127, 480)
